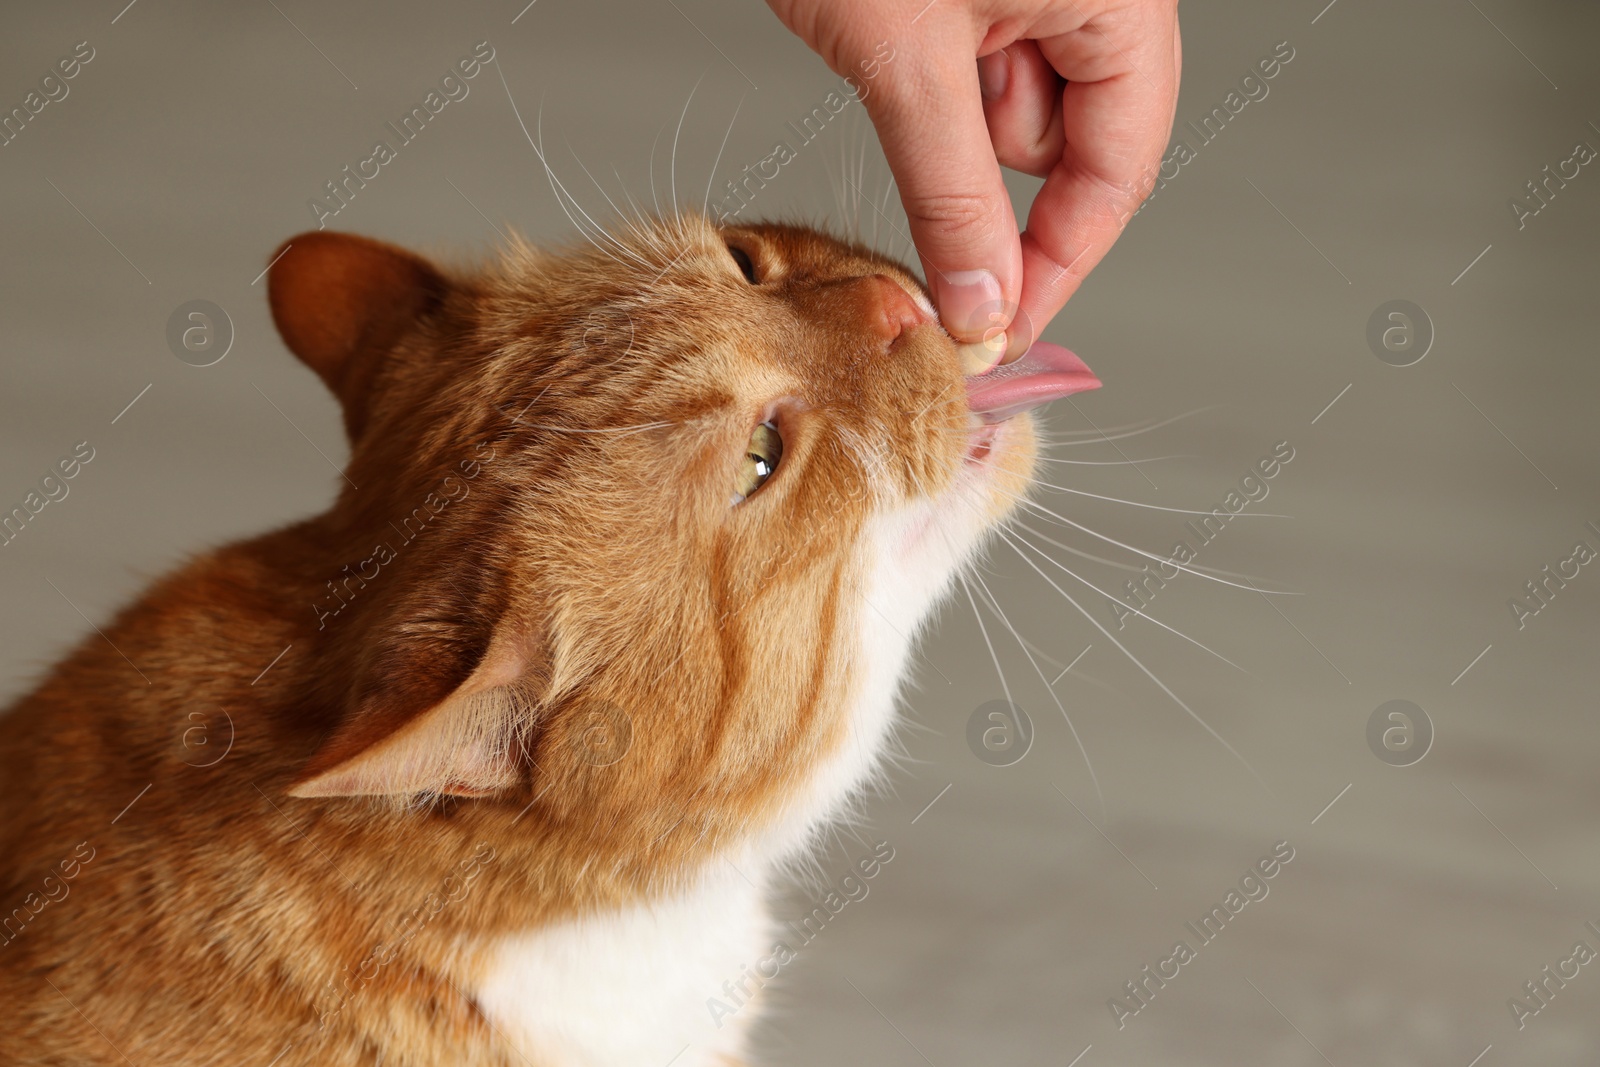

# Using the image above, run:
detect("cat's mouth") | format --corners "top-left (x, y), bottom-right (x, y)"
top-left (964, 342), bottom-right (1101, 425)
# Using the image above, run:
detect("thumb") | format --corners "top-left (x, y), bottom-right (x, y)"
top-left (864, 38), bottom-right (1022, 369)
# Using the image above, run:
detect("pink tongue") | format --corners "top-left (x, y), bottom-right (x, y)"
top-left (965, 342), bottom-right (1101, 423)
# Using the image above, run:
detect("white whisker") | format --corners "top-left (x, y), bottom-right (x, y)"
top-left (1002, 526), bottom-right (1249, 673)
top-left (613, 166), bottom-right (646, 222)
top-left (1029, 479), bottom-right (1289, 519)
top-left (959, 577), bottom-right (1021, 732)
top-left (519, 420), bottom-right (676, 437)
top-left (1014, 519), bottom-right (1219, 582)
top-left (997, 531), bottom-right (1273, 795)
top-left (1004, 490), bottom-right (1298, 594)
top-left (496, 60), bottom-right (648, 269)
top-left (648, 117), bottom-right (668, 218)
top-left (1016, 516), bottom-right (1287, 590)
top-left (669, 75), bottom-right (705, 221)
top-left (703, 95), bottom-right (745, 218)
top-left (1042, 407), bottom-right (1216, 444)
top-left (968, 569), bottom-right (1105, 816)
top-left (561, 131), bottom-right (633, 231)
top-left (537, 108), bottom-right (649, 265)
top-left (1034, 454), bottom-right (1189, 466)
top-left (877, 176), bottom-right (893, 251)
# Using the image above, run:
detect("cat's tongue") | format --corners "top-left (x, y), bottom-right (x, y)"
top-left (965, 342), bottom-right (1100, 423)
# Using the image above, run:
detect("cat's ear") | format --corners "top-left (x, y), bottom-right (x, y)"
top-left (288, 622), bottom-right (539, 799)
top-left (266, 231), bottom-right (448, 439)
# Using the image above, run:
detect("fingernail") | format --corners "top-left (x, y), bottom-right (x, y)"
top-left (935, 268), bottom-right (1004, 342)
top-left (958, 329), bottom-right (1007, 376)
top-left (977, 50), bottom-right (1009, 101)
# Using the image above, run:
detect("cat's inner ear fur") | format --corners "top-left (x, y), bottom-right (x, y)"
top-left (266, 231), bottom-right (448, 440)
top-left (288, 625), bottom-right (540, 800)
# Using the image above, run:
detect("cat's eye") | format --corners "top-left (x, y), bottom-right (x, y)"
top-left (732, 421), bottom-right (783, 505)
top-left (727, 243), bottom-right (758, 284)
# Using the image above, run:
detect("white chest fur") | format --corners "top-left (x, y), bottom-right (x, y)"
top-left (472, 864), bottom-right (771, 1067)
top-left (472, 510), bottom-right (959, 1065)
top-left (471, 644), bottom-right (914, 1066)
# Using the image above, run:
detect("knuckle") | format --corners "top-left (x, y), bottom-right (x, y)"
top-left (903, 193), bottom-right (999, 242)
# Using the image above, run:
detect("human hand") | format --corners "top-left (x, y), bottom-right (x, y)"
top-left (765, 0), bottom-right (1181, 372)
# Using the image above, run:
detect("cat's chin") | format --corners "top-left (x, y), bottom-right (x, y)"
top-left (965, 418), bottom-right (1001, 465)
top-left (962, 410), bottom-right (1039, 517)
top-left (885, 411), bottom-right (1037, 572)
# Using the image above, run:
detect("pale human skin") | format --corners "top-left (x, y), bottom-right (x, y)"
top-left (765, 0), bottom-right (1182, 371)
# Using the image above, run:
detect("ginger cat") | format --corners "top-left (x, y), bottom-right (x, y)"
top-left (0, 217), bottom-right (1098, 1066)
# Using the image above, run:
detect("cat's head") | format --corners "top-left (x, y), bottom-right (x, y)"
top-left (267, 218), bottom-right (1096, 845)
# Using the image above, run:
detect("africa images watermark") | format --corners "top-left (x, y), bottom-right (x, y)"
top-left (1131, 40), bottom-right (1297, 218)
top-left (709, 40), bottom-right (896, 223)
top-left (1107, 441), bottom-right (1294, 628)
top-left (0, 440), bottom-right (97, 549)
top-left (1507, 129), bottom-right (1595, 231)
top-left (705, 840), bottom-right (896, 1029)
top-left (1, 842), bottom-right (97, 948)
top-left (0, 40), bottom-right (96, 149)
top-left (1107, 840), bottom-right (1296, 1030)
top-left (307, 41), bottom-right (496, 229)
top-left (1507, 918), bottom-right (1600, 1030)
top-left (312, 439), bottom-right (498, 629)
top-left (1506, 519), bottom-right (1600, 631)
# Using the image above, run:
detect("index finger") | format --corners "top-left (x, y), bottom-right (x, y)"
top-left (858, 31), bottom-right (1024, 363)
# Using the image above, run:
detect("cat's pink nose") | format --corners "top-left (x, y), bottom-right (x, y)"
top-left (860, 274), bottom-right (931, 344)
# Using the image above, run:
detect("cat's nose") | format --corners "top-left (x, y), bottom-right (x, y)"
top-left (859, 274), bottom-right (932, 345)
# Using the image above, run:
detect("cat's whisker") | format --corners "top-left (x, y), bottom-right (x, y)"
top-left (648, 116), bottom-right (667, 219)
top-left (994, 527), bottom-right (1274, 796)
top-left (876, 175), bottom-right (895, 257)
top-left (1014, 521), bottom-right (1268, 598)
top-left (869, 172), bottom-right (882, 253)
top-left (518, 99), bottom-right (652, 268)
top-left (1027, 479), bottom-right (1289, 519)
top-left (561, 131), bottom-right (635, 236)
top-left (825, 139), bottom-right (842, 231)
top-left (1000, 489), bottom-right (1299, 595)
top-left (967, 568), bottom-right (1105, 816)
top-left (612, 166), bottom-right (647, 225)
top-left (934, 483), bottom-right (1203, 700)
top-left (842, 133), bottom-right (855, 240)
top-left (668, 75), bottom-right (705, 223)
top-left (894, 465), bottom-right (1109, 741)
top-left (528, 107), bottom-right (643, 263)
top-left (518, 420), bottom-right (677, 437)
top-left (927, 414), bottom-right (1195, 448)
top-left (1016, 506), bottom-right (1297, 592)
top-left (703, 95), bottom-right (745, 219)
top-left (958, 565), bottom-right (1138, 706)
top-left (1012, 520), bottom-right (1146, 573)
top-left (1000, 525), bottom-right (1250, 674)
top-left (854, 131), bottom-right (869, 243)
top-left (495, 62), bottom-right (635, 268)
top-left (1038, 406), bottom-right (1218, 444)
top-left (958, 576), bottom-right (1022, 735)
top-left (839, 133), bottom-right (856, 244)
top-left (1033, 454), bottom-right (1189, 466)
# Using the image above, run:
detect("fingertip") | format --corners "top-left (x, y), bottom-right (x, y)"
top-left (932, 268), bottom-right (1005, 344)
top-left (977, 49), bottom-right (1009, 102)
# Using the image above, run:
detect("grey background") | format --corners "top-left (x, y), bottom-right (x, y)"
top-left (2, 0), bottom-right (1598, 1063)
